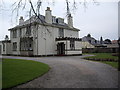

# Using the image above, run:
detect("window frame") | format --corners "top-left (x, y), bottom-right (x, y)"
top-left (13, 42), bottom-right (17, 51)
top-left (26, 25), bottom-right (31, 36)
top-left (70, 39), bottom-right (75, 50)
top-left (59, 28), bottom-right (64, 37)
top-left (13, 30), bottom-right (17, 38)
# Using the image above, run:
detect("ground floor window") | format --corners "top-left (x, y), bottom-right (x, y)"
top-left (2, 43), bottom-right (5, 51)
top-left (20, 38), bottom-right (33, 51)
top-left (70, 40), bottom-right (75, 50)
top-left (13, 42), bottom-right (17, 51)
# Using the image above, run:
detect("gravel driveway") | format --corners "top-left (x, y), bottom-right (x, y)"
top-left (2, 55), bottom-right (118, 88)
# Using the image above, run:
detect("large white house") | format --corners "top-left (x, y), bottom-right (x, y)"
top-left (0, 7), bottom-right (82, 56)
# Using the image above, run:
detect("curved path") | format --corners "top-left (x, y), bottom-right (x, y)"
top-left (2, 55), bottom-right (118, 88)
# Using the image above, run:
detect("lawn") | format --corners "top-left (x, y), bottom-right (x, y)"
top-left (83, 53), bottom-right (118, 69)
top-left (2, 58), bottom-right (50, 89)
top-left (83, 53), bottom-right (118, 60)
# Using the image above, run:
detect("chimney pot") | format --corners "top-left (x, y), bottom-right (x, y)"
top-left (19, 16), bottom-right (24, 25)
top-left (46, 7), bottom-right (50, 11)
top-left (67, 14), bottom-right (73, 28)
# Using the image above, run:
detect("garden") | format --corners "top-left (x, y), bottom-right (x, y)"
top-left (83, 53), bottom-right (118, 69)
top-left (2, 58), bottom-right (50, 89)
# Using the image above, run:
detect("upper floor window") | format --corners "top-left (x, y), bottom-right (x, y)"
top-left (26, 26), bottom-right (31, 36)
top-left (13, 42), bottom-right (17, 51)
top-left (13, 30), bottom-right (17, 38)
top-left (70, 39), bottom-right (75, 50)
top-left (59, 28), bottom-right (64, 37)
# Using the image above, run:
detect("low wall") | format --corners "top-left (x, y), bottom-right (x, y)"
top-left (66, 51), bottom-right (82, 55)
top-left (82, 47), bottom-right (118, 53)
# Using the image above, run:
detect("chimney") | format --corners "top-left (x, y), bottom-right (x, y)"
top-left (5, 35), bottom-right (9, 40)
top-left (67, 14), bottom-right (73, 28)
top-left (45, 7), bottom-right (52, 24)
top-left (19, 16), bottom-right (24, 25)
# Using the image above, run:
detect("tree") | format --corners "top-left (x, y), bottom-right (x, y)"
top-left (87, 34), bottom-right (91, 37)
top-left (0, 0), bottom-right (99, 19)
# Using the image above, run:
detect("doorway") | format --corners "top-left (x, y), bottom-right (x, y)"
top-left (57, 42), bottom-right (65, 55)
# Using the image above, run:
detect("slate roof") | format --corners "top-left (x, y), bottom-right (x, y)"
top-left (9, 15), bottom-right (79, 31)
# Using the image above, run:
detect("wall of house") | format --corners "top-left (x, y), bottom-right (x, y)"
top-left (9, 23), bottom-right (80, 56)
top-left (36, 25), bottom-right (58, 55)
top-left (0, 42), bottom-right (12, 55)
top-left (66, 41), bottom-right (82, 55)
top-left (56, 40), bottom-right (82, 55)
top-left (64, 29), bottom-right (79, 38)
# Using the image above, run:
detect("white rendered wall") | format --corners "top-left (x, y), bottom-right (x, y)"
top-left (67, 51), bottom-right (82, 55)
top-left (37, 25), bottom-right (58, 55)
top-left (0, 42), bottom-right (12, 55)
top-left (64, 29), bottom-right (79, 38)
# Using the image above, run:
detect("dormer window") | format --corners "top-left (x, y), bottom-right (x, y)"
top-left (52, 16), bottom-right (56, 23)
top-left (56, 18), bottom-right (64, 24)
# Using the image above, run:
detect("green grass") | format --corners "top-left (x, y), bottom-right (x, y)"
top-left (99, 61), bottom-right (118, 69)
top-left (84, 53), bottom-right (118, 60)
top-left (83, 53), bottom-right (118, 69)
top-left (2, 58), bottom-right (50, 89)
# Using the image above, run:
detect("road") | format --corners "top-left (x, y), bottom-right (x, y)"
top-left (2, 55), bottom-right (118, 88)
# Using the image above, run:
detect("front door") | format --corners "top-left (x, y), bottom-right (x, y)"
top-left (57, 42), bottom-right (65, 55)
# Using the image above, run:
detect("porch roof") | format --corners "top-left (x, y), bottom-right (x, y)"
top-left (56, 37), bottom-right (82, 41)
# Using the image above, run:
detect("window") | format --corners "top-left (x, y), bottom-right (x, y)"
top-left (13, 42), bottom-right (17, 51)
top-left (70, 40), bottom-right (75, 50)
top-left (88, 40), bottom-right (91, 43)
top-left (52, 16), bottom-right (56, 23)
top-left (13, 30), bottom-right (17, 38)
top-left (3, 43), bottom-right (5, 51)
top-left (19, 28), bottom-right (22, 37)
top-left (20, 38), bottom-right (33, 51)
top-left (59, 28), bottom-right (64, 37)
top-left (26, 26), bottom-right (31, 36)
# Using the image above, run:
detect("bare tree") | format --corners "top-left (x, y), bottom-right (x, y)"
top-left (9, 0), bottom-right (99, 19)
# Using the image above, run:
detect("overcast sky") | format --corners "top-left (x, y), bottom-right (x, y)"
top-left (0, 0), bottom-right (119, 41)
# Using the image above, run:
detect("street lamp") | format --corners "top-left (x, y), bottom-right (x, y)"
top-left (118, 37), bottom-right (120, 71)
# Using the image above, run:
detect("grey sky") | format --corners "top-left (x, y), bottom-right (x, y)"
top-left (0, 0), bottom-right (119, 41)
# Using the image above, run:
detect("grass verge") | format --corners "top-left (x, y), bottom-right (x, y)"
top-left (2, 58), bottom-right (50, 89)
top-left (83, 53), bottom-right (118, 69)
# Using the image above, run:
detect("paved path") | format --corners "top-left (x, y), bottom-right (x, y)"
top-left (2, 55), bottom-right (118, 88)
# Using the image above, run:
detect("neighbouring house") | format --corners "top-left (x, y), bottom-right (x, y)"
top-left (111, 40), bottom-right (118, 44)
top-left (82, 34), bottom-right (98, 45)
top-left (81, 34), bottom-right (105, 47)
top-left (81, 34), bottom-right (119, 53)
top-left (0, 7), bottom-right (82, 56)
top-left (0, 35), bottom-right (12, 55)
top-left (80, 41), bottom-right (95, 48)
